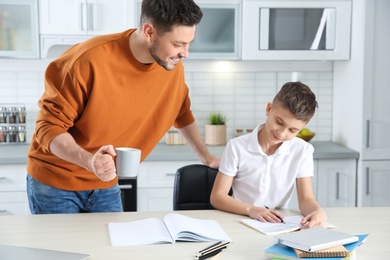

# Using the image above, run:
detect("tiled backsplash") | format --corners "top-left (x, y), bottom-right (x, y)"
top-left (0, 59), bottom-right (333, 144)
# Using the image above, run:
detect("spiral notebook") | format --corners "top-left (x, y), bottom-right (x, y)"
top-left (293, 245), bottom-right (350, 258)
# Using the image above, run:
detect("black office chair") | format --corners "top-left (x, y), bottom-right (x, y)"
top-left (173, 164), bottom-right (232, 210)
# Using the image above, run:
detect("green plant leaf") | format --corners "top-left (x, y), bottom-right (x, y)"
top-left (209, 113), bottom-right (226, 125)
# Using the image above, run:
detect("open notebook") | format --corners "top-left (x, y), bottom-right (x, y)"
top-left (240, 215), bottom-right (337, 236)
top-left (0, 245), bottom-right (89, 260)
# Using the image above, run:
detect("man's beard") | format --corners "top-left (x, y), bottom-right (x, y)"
top-left (149, 41), bottom-right (178, 71)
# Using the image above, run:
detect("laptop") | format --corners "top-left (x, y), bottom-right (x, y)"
top-left (0, 245), bottom-right (89, 260)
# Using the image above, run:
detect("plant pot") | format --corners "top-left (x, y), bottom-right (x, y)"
top-left (205, 124), bottom-right (227, 145)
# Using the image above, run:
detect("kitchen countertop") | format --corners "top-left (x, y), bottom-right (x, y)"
top-left (0, 141), bottom-right (359, 165)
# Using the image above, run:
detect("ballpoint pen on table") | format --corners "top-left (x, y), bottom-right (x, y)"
top-left (197, 248), bottom-right (224, 260)
top-left (198, 241), bottom-right (222, 255)
top-left (264, 205), bottom-right (286, 224)
top-left (196, 241), bottom-right (230, 259)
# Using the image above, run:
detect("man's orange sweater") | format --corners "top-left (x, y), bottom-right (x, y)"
top-left (27, 29), bottom-right (195, 191)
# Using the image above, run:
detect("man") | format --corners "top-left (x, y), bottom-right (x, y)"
top-left (27, 0), bottom-right (220, 214)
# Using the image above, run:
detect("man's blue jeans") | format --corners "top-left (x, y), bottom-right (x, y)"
top-left (27, 174), bottom-right (123, 214)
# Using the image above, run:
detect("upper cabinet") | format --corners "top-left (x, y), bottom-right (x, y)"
top-left (242, 0), bottom-right (352, 60)
top-left (189, 1), bottom-right (241, 59)
top-left (0, 0), bottom-right (39, 58)
top-left (39, 0), bottom-right (136, 58)
top-left (134, 0), bottom-right (241, 60)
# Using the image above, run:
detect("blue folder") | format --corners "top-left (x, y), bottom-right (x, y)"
top-left (264, 234), bottom-right (369, 260)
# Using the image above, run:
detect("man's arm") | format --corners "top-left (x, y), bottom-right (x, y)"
top-left (177, 121), bottom-right (221, 168)
top-left (49, 133), bottom-right (117, 181)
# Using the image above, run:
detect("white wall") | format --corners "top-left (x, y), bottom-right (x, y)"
top-left (0, 59), bottom-right (334, 144)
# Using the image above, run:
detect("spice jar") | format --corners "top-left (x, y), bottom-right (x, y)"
top-left (8, 126), bottom-right (17, 143)
top-left (0, 107), bottom-right (7, 123)
top-left (18, 106), bottom-right (26, 123)
top-left (18, 125), bottom-right (26, 143)
top-left (8, 107), bottom-right (17, 124)
top-left (0, 126), bottom-right (7, 143)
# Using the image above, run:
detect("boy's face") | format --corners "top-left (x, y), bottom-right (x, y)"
top-left (264, 102), bottom-right (307, 144)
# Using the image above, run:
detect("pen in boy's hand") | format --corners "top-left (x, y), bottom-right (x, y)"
top-left (264, 205), bottom-right (286, 224)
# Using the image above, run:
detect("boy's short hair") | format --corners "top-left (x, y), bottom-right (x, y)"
top-left (273, 81), bottom-right (318, 122)
top-left (140, 0), bottom-right (203, 34)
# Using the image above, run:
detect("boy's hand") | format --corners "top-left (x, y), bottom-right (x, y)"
top-left (248, 206), bottom-right (285, 223)
top-left (300, 208), bottom-right (328, 229)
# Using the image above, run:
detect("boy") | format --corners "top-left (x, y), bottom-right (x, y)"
top-left (210, 82), bottom-right (327, 229)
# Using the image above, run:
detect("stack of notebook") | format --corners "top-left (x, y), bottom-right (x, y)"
top-left (264, 227), bottom-right (369, 259)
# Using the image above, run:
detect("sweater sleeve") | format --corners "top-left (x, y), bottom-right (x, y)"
top-left (34, 58), bottom-right (89, 152)
top-left (173, 83), bottom-right (195, 128)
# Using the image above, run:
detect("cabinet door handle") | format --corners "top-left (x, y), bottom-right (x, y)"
top-left (88, 3), bottom-right (94, 31)
top-left (0, 209), bottom-right (7, 215)
top-left (166, 173), bottom-right (176, 176)
top-left (365, 167), bottom-right (370, 195)
top-left (119, 184), bottom-right (133, 190)
top-left (81, 2), bottom-right (88, 31)
top-left (365, 120), bottom-right (371, 148)
top-left (0, 176), bottom-right (6, 181)
top-left (336, 172), bottom-right (340, 200)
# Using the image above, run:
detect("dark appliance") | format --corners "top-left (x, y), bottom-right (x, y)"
top-left (118, 177), bottom-right (137, 211)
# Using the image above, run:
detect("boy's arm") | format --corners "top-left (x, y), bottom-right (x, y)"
top-left (210, 172), bottom-right (284, 223)
top-left (296, 177), bottom-right (328, 228)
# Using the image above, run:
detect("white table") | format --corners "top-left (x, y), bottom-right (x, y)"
top-left (0, 207), bottom-right (389, 259)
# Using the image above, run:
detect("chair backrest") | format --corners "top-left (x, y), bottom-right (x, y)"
top-left (173, 164), bottom-right (232, 210)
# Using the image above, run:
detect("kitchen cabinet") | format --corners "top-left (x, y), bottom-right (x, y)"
top-left (333, 0), bottom-right (390, 207)
top-left (0, 0), bottom-right (39, 58)
top-left (189, 0), bottom-right (241, 59)
top-left (360, 0), bottom-right (390, 206)
top-left (361, 0), bottom-right (390, 161)
top-left (39, 0), bottom-right (136, 58)
top-left (362, 161), bottom-right (390, 207)
top-left (316, 159), bottom-right (356, 207)
top-left (289, 158), bottom-right (356, 209)
top-left (137, 160), bottom-right (200, 212)
top-left (134, 0), bottom-right (241, 60)
top-left (0, 164), bottom-right (29, 215)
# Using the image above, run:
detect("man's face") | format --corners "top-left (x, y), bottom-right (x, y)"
top-left (149, 25), bottom-right (196, 71)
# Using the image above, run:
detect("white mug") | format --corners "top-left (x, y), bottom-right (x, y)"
top-left (115, 147), bottom-right (141, 177)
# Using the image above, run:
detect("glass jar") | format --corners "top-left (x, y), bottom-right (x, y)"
top-left (0, 126), bottom-right (7, 143)
top-left (0, 107), bottom-right (7, 123)
top-left (8, 107), bottom-right (17, 124)
top-left (18, 106), bottom-right (26, 123)
top-left (18, 125), bottom-right (26, 143)
top-left (8, 125), bottom-right (17, 142)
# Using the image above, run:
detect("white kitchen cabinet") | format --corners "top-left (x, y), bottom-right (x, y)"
top-left (134, 0), bottom-right (241, 60)
top-left (362, 161), bottom-right (390, 207)
top-left (137, 160), bottom-right (200, 212)
top-left (190, 0), bottom-right (241, 59)
top-left (289, 158), bottom-right (356, 209)
top-left (0, 164), bottom-right (29, 215)
top-left (0, 0), bottom-right (39, 58)
top-left (316, 159), bottom-right (356, 207)
top-left (361, 0), bottom-right (390, 161)
top-left (333, 0), bottom-right (390, 207)
top-left (39, 0), bottom-right (136, 58)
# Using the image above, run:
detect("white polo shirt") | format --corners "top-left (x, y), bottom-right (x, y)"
top-left (219, 123), bottom-right (314, 209)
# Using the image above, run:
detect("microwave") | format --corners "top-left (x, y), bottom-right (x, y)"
top-left (242, 0), bottom-right (352, 60)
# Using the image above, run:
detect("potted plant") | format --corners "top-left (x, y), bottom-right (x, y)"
top-left (205, 113), bottom-right (227, 145)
